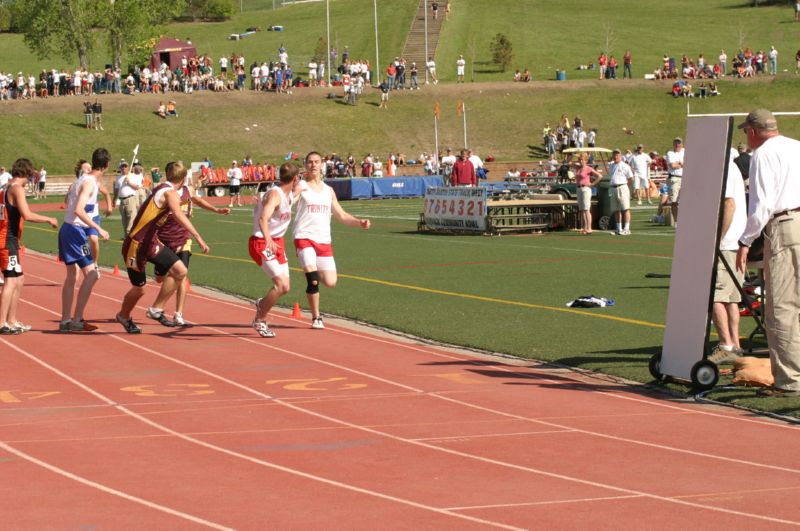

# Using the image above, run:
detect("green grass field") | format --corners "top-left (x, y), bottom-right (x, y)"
top-left (20, 199), bottom-right (797, 417)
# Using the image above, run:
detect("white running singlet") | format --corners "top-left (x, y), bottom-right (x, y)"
top-left (63, 174), bottom-right (98, 228)
top-left (253, 186), bottom-right (294, 238)
top-left (292, 179), bottom-right (333, 244)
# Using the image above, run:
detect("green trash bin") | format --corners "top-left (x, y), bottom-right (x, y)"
top-left (594, 178), bottom-right (615, 230)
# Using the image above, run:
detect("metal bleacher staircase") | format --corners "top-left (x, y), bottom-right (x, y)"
top-left (400, 0), bottom-right (445, 73)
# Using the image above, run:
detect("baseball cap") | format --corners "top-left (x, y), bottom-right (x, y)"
top-left (737, 108), bottom-right (778, 131)
top-left (673, 137), bottom-right (683, 144)
top-left (636, 144), bottom-right (644, 149)
top-left (612, 148), bottom-right (622, 155)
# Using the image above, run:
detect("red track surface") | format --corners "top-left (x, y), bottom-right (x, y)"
top-left (2, 253), bottom-right (800, 529)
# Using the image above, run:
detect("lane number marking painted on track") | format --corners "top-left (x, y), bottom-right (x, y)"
top-left (119, 384), bottom-right (215, 397)
top-left (265, 378), bottom-right (368, 391)
top-left (0, 390), bottom-right (62, 403)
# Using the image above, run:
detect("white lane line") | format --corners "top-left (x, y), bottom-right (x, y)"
top-left (445, 494), bottom-right (646, 511)
top-left (0, 345), bottom-right (232, 530)
top-left (10, 303), bottom-right (524, 531)
top-left (413, 429), bottom-right (575, 442)
top-left (22, 261), bottom-right (800, 525)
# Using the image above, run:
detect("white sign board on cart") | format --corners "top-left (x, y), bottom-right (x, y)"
top-left (423, 187), bottom-right (489, 232)
top-left (660, 116), bottom-right (733, 385)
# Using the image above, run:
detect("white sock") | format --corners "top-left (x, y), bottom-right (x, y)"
top-left (624, 223), bottom-right (630, 231)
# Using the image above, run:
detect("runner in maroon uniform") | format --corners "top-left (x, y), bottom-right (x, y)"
top-left (148, 171), bottom-right (229, 326)
top-left (117, 161), bottom-right (210, 333)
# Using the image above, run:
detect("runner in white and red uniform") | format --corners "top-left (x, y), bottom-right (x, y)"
top-left (248, 162), bottom-right (299, 338)
top-left (293, 151), bottom-right (371, 330)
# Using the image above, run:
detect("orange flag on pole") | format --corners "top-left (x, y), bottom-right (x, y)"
top-left (457, 98), bottom-right (464, 116)
top-left (434, 101), bottom-right (441, 120)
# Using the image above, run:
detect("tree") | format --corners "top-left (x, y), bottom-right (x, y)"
top-left (490, 33), bottom-right (513, 72)
top-left (313, 36), bottom-right (327, 63)
top-left (12, 0), bottom-right (99, 68)
top-left (101, 0), bottom-right (186, 69)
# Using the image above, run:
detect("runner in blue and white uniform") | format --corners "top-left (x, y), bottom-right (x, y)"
top-left (57, 148), bottom-right (111, 332)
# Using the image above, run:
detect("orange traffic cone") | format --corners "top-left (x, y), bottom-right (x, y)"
top-left (185, 278), bottom-right (192, 292)
top-left (112, 264), bottom-right (120, 276)
top-left (55, 254), bottom-right (61, 263)
top-left (291, 303), bottom-right (302, 318)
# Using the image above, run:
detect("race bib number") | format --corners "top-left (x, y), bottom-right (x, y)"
top-left (81, 244), bottom-right (90, 257)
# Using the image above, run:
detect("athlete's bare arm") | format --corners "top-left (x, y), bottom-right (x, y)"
top-left (258, 188), bottom-right (282, 252)
top-left (331, 192), bottom-right (370, 229)
top-left (164, 189), bottom-right (209, 253)
top-left (99, 181), bottom-right (113, 216)
top-left (9, 184), bottom-right (57, 228)
top-left (190, 188), bottom-right (230, 216)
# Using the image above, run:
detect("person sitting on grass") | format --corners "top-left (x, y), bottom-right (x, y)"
top-left (166, 101), bottom-right (178, 117)
top-left (157, 101), bottom-right (166, 119)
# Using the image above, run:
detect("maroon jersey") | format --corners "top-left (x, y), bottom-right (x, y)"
top-left (157, 184), bottom-right (192, 251)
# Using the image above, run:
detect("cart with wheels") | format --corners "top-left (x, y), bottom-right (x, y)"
top-left (653, 115), bottom-right (734, 391)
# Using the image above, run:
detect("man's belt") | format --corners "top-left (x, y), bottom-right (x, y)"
top-left (120, 195), bottom-right (135, 200)
top-left (668, 174), bottom-right (682, 178)
top-left (774, 207), bottom-right (800, 218)
top-left (611, 183), bottom-right (626, 188)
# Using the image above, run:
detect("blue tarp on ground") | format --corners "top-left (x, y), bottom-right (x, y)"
top-left (326, 176), bottom-right (444, 200)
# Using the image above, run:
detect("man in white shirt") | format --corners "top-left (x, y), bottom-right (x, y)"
top-left (308, 60), bottom-right (318, 86)
top-left (440, 148), bottom-right (457, 185)
top-left (219, 56), bottom-right (228, 75)
top-left (426, 57), bottom-right (438, 84)
top-left (227, 160), bottom-right (243, 208)
top-left (665, 137), bottom-right (685, 222)
top-left (708, 148), bottom-right (747, 365)
top-left (736, 109), bottom-right (800, 396)
top-left (114, 162), bottom-right (144, 235)
top-left (467, 150), bottom-right (483, 179)
top-left (456, 55), bottom-right (466, 83)
top-left (768, 46), bottom-right (778, 76)
top-left (630, 144), bottom-right (653, 205)
top-left (608, 149), bottom-right (634, 235)
top-left (0, 166), bottom-right (10, 187)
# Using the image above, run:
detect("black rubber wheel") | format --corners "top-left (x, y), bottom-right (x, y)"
top-left (598, 215), bottom-right (611, 231)
top-left (690, 360), bottom-right (719, 391)
top-left (648, 353), bottom-right (663, 380)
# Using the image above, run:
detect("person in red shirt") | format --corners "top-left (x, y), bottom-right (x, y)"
top-left (451, 150), bottom-right (476, 187)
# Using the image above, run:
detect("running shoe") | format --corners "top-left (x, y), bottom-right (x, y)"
top-left (11, 322), bottom-right (32, 333)
top-left (58, 320), bottom-right (72, 333)
top-left (707, 345), bottom-right (742, 365)
top-left (252, 320), bottom-right (276, 338)
top-left (146, 307), bottom-right (177, 327)
top-left (116, 313), bottom-right (141, 334)
top-left (311, 316), bottom-right (325, 330)
top-left (0, 324), bottom-right (21, 335)
top-left (68, 320), bottom-right (98, 332)
top-left (173, 312), bottom-right (188, 327)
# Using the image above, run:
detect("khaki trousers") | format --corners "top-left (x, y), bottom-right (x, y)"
top-left (764, 214), bottom-right (800, 391)
top-left (119, 196), bottom-right (139, 235)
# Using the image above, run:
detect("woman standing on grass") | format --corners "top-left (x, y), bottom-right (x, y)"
top-left (292, 152), bottom-right (370, 330)
top-left (575, 153), bottom-right (604, 235)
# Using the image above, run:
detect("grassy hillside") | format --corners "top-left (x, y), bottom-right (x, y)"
top-left (2, 1), bottom-right (799, 82)
top-left (3, 77), bottom-right (800, 174)
top-left (436, 0), bottom-right (800, 81)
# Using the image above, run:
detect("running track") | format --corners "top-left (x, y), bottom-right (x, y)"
top-left (2, 253), bottom-right (800, 529)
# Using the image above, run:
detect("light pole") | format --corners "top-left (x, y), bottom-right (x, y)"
top-left (326, 0), bottom-right (331, 86)
top-left (373, 0), bottom-right (380, 86)
top-left (424, 0), bottom-right (429, 84)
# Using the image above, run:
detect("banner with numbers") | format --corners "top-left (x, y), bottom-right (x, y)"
top-left (423, 187), bottom-right (488, 232)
